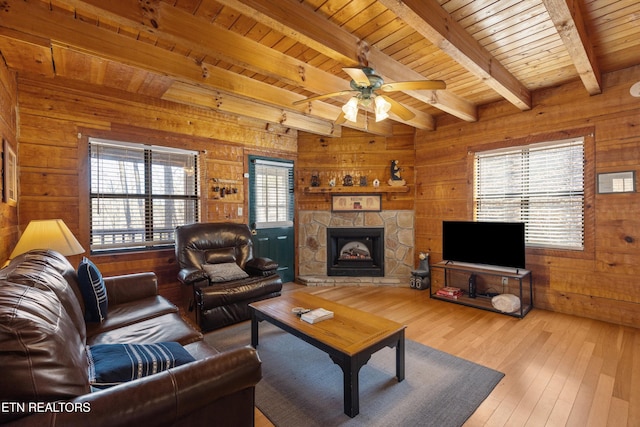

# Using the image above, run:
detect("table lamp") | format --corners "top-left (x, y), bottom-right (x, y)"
top-left (9, 219), bottom-right (85, 259)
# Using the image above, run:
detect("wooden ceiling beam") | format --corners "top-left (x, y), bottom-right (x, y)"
top-left (378, 0), bottom-right (532, 111)
top-left (215, 0), bottom-right (477, 122)
top-left (38, 0), bottom-right (434, 130)
top-left (0, 0), bottom-right (377, 135)
top-left (211, 0), bottom-right (360, 67)
top-left (0, 27), bottom-right (54, 77)
top-left (163, 82), bottom-right (342, 137)
top-left (542, 0), bottom-right (602, 95)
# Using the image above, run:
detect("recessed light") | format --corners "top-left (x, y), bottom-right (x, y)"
top-left (631, 81), bottom-right (640, 98)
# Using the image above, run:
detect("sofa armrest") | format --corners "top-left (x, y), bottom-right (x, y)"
top-left (5, 347), bottom-right (261, 427)
top-left (178, 267), bottom-right (209, 286)
top-left (245, 257), bottom-right (278, 276)
top-left (103, 272), bottom-right (158, 306)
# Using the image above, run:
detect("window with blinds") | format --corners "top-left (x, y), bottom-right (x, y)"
top-left (474, 137), bottom-right (585, 250)
top-left (250, 158), bottom-right (294, 228)
top-left (89, 138), bottom-right (199, 252)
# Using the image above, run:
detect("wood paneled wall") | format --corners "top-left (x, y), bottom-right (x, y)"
top-left (296, 125), bottom-right (416, 211)
top-left (9, 64), bottom-right (640, 328)
top-left (16, 76), bottom-right (296, 305)
top-left (0, 61), bottom-right (18, 261)
top-left (415, 64), bottom-right (640, 327)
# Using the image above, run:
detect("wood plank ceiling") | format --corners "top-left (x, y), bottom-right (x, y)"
top-left (0, 0), bottom-right (638, 136)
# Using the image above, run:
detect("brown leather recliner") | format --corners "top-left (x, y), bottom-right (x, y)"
top-left (175, 222), bottom-right (283, 332)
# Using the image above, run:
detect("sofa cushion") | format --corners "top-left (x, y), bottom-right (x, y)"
top-left (199, 275), bottom-right (283, 307)
top-left (86, 296), bottom-right (178, 338)
top-left (205, 249), bottom-right (236, 264)
top-left (78, 257), bottom-right (108, 322)
top-left (87, 312), bottom-right (203, 346)
top-left (203, 262), bottom-right (249, 282)
top-left (87, 342), bottom-right (195, 389)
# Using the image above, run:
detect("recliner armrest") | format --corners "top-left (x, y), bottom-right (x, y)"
top-left (103, 272), bottom-right (158, 306)
top-left (245, 257), bottom-right (278, 276)
top-left (178, 267), bottom-right (209, 285)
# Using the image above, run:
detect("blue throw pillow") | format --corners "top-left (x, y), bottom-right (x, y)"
top-left (87, 342), bottom-right (195, 389)
top-left (77, 257), bottom-right (108, 322)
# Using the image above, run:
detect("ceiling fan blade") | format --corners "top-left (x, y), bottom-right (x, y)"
top-left (343, 67), bottom-right (371, 87)
top-left (292, 90), bottom-right (357, 105)
top-left (380, 80), bottom-right (446, 92)
top-left (380, 95), bottom-right (415, 121)
top-left (334, 111), bottom-right (347, 124)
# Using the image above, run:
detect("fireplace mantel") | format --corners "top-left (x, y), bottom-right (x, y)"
top-left (303, 186), bottom-right (408, 194)
top-left (304, 185), bottom-right (409, 201)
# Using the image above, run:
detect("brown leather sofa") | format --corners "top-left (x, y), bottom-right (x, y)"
top-left (175, 222), bottom-right (283, 332)
top-left (0, 249), bottom-right (261, 426)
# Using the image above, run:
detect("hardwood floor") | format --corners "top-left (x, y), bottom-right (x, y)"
top-left (255, 283), bottom-right (640, 426)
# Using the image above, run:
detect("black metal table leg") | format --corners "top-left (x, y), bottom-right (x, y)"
top-left (250, 309), bottom-right (259, 347)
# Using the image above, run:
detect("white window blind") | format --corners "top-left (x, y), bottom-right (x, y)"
top-left (89, 138), bottom-right (199, 252)
top-left (474, 137), bottom-right (585, 250)
top-left (252, 159), bottom-right (294, 228)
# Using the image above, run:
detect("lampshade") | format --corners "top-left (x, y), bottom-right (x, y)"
top-left (374, 96), bottom-right (391, 122)
top-left (10, 219), bottom-right (85, 259)
top-left (342, 97), bottom-right (359, 122)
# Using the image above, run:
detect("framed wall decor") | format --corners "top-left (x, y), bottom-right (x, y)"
top-left (331, 194), bottom-right (381, 212)
top-left (3, 139), bottom-right (17, 206)
top-left (597, 171), bottom-right (636, 194)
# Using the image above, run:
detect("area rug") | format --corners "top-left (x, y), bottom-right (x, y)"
top-left (205, 321), bottom-right (504, 427)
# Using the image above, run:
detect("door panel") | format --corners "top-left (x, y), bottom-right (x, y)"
top-left (252, 227), bottom-right (294, 282)
top-left (248, 156), bottom-right (295, 283)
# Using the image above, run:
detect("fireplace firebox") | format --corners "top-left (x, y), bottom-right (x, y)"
top-left (327, 228), bottom-right (384, 277)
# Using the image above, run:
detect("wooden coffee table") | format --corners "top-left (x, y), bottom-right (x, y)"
top-left (249, 292), bottom-right (406, 417)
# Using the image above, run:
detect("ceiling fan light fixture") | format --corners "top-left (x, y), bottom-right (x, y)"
top-left (342, 97), bottom-right (359, 122)
top-left (374, 96), bottom-right (391, 122)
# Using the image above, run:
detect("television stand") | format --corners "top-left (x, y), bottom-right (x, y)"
top-left (431, 261), bottom-right (533, 318)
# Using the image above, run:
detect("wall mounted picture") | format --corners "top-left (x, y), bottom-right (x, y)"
top-left (331, 194), bottom-right (381, 212)
top-left (597, 171), bottom-right (636, 194)
top-left (3, 139), bottom-right (17, 206)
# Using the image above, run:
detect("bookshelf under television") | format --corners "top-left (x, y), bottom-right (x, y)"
top-left (430, 261), bottom-right (533, 318)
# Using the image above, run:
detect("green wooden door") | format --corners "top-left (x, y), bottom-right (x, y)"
top-left (248, 156), bottom-right (295, 282)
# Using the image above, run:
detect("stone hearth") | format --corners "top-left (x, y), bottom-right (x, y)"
top-left (298, 210), bottom-right (414, 286)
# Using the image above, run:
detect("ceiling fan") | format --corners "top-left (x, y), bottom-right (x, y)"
top-left (293, 66), bottom-right (446, 123)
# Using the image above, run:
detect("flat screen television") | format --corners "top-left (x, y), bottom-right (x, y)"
top-left (442, 221), bottom-right (526, 269)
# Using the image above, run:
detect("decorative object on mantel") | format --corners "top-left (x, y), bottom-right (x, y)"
top-left (310, 171), bottom-right (320, 187)
top-left (373, 178), bottom-right (380, 188)
top-left (302, 185), bottom-right (407, 197)
top-left (343, 174), bottom-right (354, 186)
top-left (331, 194), bottom-right (381, 212)
top-left (328, 178), bottom-right (336, 187)
top-left (359, 176), bottom-right (367, 186)
top-left (389, 160), bottom-right (406, 186)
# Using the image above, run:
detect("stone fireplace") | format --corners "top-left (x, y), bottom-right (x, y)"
top-left (297, 210), bottom-right (415, 286)
top-left (327, 227), bottom-right (384, 277)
